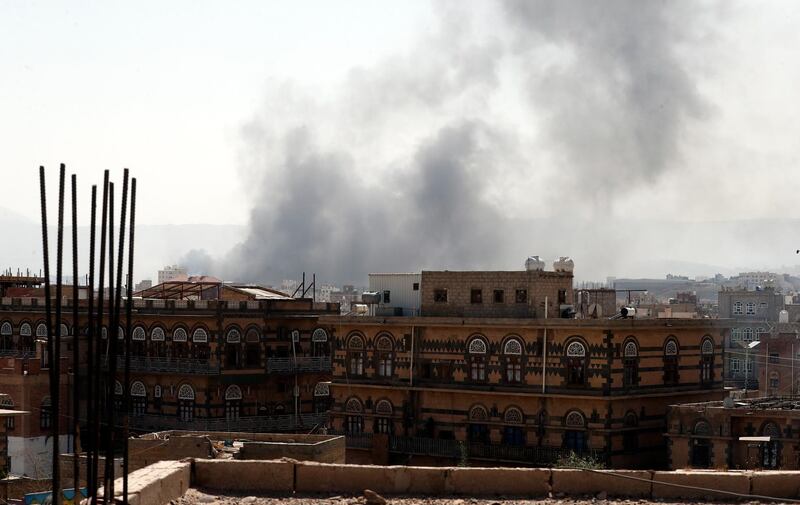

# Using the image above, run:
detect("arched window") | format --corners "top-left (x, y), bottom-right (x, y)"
top-left (226, 329), bottom-right (241, 344)
top-left (116, 326), bottom-right (125, 340)
top-left (177, 384), bottom-right (195, 422)
top-left (172, 328), bottom-right (188, 342)
top-left (694, 420), bottom-right (711, 436)
top-left (225, 385), bottom-right (242, 421)
top-left (0, 322), bottom-right (11, 336)
top-left (244, 330), bottom-right (261, 368)
top-left (664, 338), bottom-right (679, 385)
top-left (313, 381), bottom-right (331, 413)
top-left (769, 371), bottom-right (779, 390)
top-left (36, 323), bottom-right (47, 337)
top-left (60, 323), bottom-right (69, 337)
top-left (114, 380), bottom-right (123, 396)
top-left (192, 328), bottom-right (208, 343)
top-left (375, 335), bottom-right (394, 378)
top-left (691, 419), bottom-right (712, 468)
top-left (563, 411), bottom-right (586, 452)
top-left (19, 323), bottom-right (33, 352)
top-left (347, 334), bottom-right (365, 376)
top-left (733, 301), bottom-right (743, 315)
top-left (504, 407), bottom-right (523, 424)
top-left (565, 340), bottom-right (587, 386)
top-left (743, 327), bottom-right (754, 342)
top-left (468, 405), bottom-right (490, 443)
top-left (468, 336), bottom-right (488, 382)
top-left (312, 328), bottom-right (328, 342)
top-left (151, 327), bottom-right (165, 341)
top-left (700, 337), bottom-right (714, 385)
top-left (154, 385), bottom-right (162, 398)
top-left (0, 322), bottom-right (12, 350)
top-left (731, 328), bottom-right (741, 342)
top-left (746, 301), bottom-right (756, 315)
top-left (132, 326), bottom-right (146, 341)
top-left (130, 381), bottom-right (147, 416)
top-left (345, 397), bottom-right (363, 434)
top-left (503, 337), bottom-right (523, 384)
top-left (623, 340), bottom-right (638, 387)
top-left (374, 399), bottom-right (393, 434)
top-left (19, 323), bottom-right (31, 337)
top-left (623, 411), bottom-right (638, 452)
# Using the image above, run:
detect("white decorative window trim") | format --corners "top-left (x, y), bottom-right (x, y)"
top-left (192, 328), bottom-right (208, 343)
top-left (348, 335), bottom-right (365, 350)
top-left (178, 384), bottom-right (195, 400)
top-left (154, 385), bottom-right (162, 398)
top-left (375, 399), bottom-right (393, 416)
top-left (345, 397), bottom-right (363, 413)
top-left (503, 339), bottom-right (522, 356)
top-left (19, 323), bottom-right (31, 337)
top-left (701, 339), bottom-right (714, 355)
top-left (114, 381), bottom-right (123, 396)
top-left (36, 323), bottom-right (47, 337)
top-left (173, 328), bottom-right (188, 342)
top-left (665, 340), bottom-right (678, 356)
top-left (376, 335), bottom-right (393, 351)
top-left (469, 405), bottom-right (488, 422)
top-left (566, 341), bottom-right (586, 357)
top-left (0, 322), bottom-right (11, 336)
top-left (226, 329), bottom-right (241, 344)
top-left (314, 382), bottom-right (330, 397)
top-left (504, 407), bottom-right (523, 424)
top-left (132, 327), bottom-right (146, 341)
top-left (623, 341), bottom-right (638, 358)
top-left (312, 328), bottom-right (328, 342)
top-left (151, 327), bottom-right (165, 341)
top-left (130, 381), bottom-right (146, 397)
top-left (565, 411), bottom-right (585, 428)
top-left (468, 338), bottom-right (487, 355)
top-left (224, 385), bottom-right (243, 401)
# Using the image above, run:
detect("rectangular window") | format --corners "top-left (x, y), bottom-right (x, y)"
top-left (412, 282), bottom-right (419, 291)
top-left (770, 353), bottom-right (779, 364)
top-left (515, 289), bottom-right (527, 303)
top-left (40, 407), bottom-right (51, 429)
top-left (433, 289), bottom-right (448, 303)
top-left (558, 289), bottom-right (567, 304)
top-left (470, 289), bottom-right (482, 304)
top-left (731, 358), bottom-right (740, 372)
top-left (383, 290), bottom-right (391, 303)
top-left (493, 289), bottom-right (504, 303)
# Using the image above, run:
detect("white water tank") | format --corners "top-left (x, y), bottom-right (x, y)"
top-left (553, 256), bottom-right (574, 273)
top-left (780, 309), bottom-right (789, 323)
top-left (525, 256), bottom-right (545, 271)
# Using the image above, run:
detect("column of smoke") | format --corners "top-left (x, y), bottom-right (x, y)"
top-left (183, 0), bottom-right (715, 285)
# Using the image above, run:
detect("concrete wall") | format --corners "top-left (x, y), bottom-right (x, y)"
top-left (188, 459), bottom-right (800, 501)
top-left (8, 434), bottom-right (70, 478)
top-left (238, 435), bottom-right (344, 463)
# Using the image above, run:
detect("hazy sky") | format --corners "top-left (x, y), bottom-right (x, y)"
top-left (3, 1), bottom-right (800, 283)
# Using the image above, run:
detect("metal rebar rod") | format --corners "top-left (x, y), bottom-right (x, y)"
top-left (92, 172), bottom-right (109, 504)
top-left (38, 165), bottom-right (56, 501)
top-left (53, 163), bottom-right (65, 505)
top-left (71, 174), bottom-right (80, 496)
top-left (111, 170), bottom-right (129, 504)
top-left (104, 182), bottom-right (115, 500)
top-left (123, 177), bottom-right (135, 505)
top-left (86, 185), bottom-right (97, 500)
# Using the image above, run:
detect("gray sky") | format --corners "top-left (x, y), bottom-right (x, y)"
top-left (3, 1), bottom-right (800, 284)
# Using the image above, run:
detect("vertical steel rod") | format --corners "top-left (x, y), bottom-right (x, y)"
top-left (92, 172), bottom-right (109, 504)
top-left (123, 177), bottom-right (136, 505)
top-left (53, 163), bottom-right (65, 505)
top-left (112, 171), bottom-right (129, 504)
top-left (86, 185), bottom-right (97, 501)
top-left (104, 182), bottom-right (115, 500)
top-left (38, 166), bottom-right (55, 502)
top-left (71, 174), bottom-right (80, 497)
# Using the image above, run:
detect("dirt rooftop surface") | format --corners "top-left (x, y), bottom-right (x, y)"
top-left (175, 489), bottom-right (792, 505)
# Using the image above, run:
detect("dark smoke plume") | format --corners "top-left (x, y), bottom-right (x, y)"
top-left (207, 1), bottom-right (715, 285)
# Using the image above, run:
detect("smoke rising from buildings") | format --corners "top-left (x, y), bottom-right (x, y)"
top-left (201, 1), bottom-right (719, 285)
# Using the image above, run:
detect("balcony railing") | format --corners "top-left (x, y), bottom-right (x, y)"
top-left (0, 349), bottom-right (36, 359)
top-left (266, 356), bottom-right (331, 374)
top-left (103, 356), bottom-right (220, 375)
top-left (128, 412), bottom-right (328, 433)
top-left (337, 433), bottom-right (605, 466)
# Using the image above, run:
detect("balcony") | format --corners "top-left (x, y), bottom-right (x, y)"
top-left (0, 349), bottom-right (36, 359)
top-left (127, 412), bottom-right (328, 433)
top-left (103, 356), bottom-right (220, 375)
top-left (266, 356), bottom-right (331, 374)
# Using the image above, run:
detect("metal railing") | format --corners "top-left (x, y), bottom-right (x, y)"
top-left (0, 349), bottom-right (36, 359)
top-left (128, 412), bottom-right (328, 432)
top-left (266, 356), bottom-right (331, 373)
top-left (102, 355), bottom-right (220, 374)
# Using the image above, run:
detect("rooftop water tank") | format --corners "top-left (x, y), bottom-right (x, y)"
top-left (780, 309), bottom-right (789, 323)
top-left (525, 256), bottom-right (545, 271)
top-left (553, 256), bottom-right (574, 273)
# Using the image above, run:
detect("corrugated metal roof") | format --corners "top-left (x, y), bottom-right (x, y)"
top-left (230, 285), bottom-right (293, 300)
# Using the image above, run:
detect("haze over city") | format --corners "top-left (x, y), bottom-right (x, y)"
top-left (3, 1), bottom-right (800, 284)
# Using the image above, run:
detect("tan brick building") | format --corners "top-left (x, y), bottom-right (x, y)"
top-left (326, 315), bottom-right (727, 469)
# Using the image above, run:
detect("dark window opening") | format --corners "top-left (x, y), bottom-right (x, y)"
top-left (346, 415), bottom-right (363, 434)
top-left (515, 289), bottom-right (527, 303)
top-left (383, 290), bottom-right (391, 303)
top-left (470, 357), bottom-right (486, 382)
top-left (563, 430), bottom-right (587, 452)
top-left (433, 289), bottom-right (448, 303)
top-left (468, 424), bottom-right (490, 444)
top-left (374, 417), bottom-right (392, 434)
top-left (664, 357), bottom-right (679, 385)
top-left (567, 358), bottom-right (586, 386)
top-left (558, 289), bottom-right (567, 304)
top-left (502, 426), bottom-right (525, 446)
top-left (470, 289), bottom-right (482, 304)
top-left (493, 289), bottom-right (504, 303)
top-left (701, 356), bottom-right (714, 385)
top-left (623, 358), bottom-right (638, 387)
top-left (506, 357), bottom-right (522, 383)
top-left (412, 282), bottom-right (419, 291)
top-left (691, 439), bottom-right (710, 468)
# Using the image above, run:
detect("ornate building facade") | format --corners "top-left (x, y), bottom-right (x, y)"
top-left (325, 316), bottom-right (727, 469)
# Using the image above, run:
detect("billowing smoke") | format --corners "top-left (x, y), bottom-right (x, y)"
top-left (208, 1), bottom-right (716, 285)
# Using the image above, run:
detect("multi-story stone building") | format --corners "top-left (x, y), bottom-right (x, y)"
top-left (0, 281), bottom-right (339, 475)
top-left (325, 315), bottom-right (727, 469)
top-left (718, 287), bottom-right (784, 389)
top-left (666, 397), bottom-right (800, 470)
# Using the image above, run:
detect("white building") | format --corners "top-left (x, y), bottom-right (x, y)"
top-left (368, 273), bottom-right (421, 316)
top-left (158, 265), bottom-right (188, 284)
